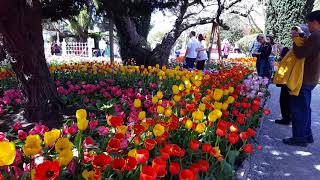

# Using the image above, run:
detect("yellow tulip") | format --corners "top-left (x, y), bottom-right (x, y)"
top-left (172, 85), bottom-right (179, 95)
top-left (195, 123), bottom-right (206, 133)
top-left (44, 129), bottom-right (61, 146)
top-left (165, 108), bottom-right (172, 117)
top-left (173, 95), bottom-right (181, 102)
top-left (213, 89), bottom-right (223, 101)
top-left (0, 141), bottom-right (16, 166)
top-left (192, 111), bottom-right (205, 122)
top-left (228, 87), bottom-right (235, 93)
top-left (77, 118), bottom-right (89, 131)
top-left (179, 84), bottom-right (185, 91)
top-left (208, 111), bottom-right (218, 123)
top-left (55, 138), bottom-right (73, 154)
top-left (199, 103), bottom-right (206, 112)
top-left (58, 150), bottom-right (73, 166)
top-left (157, 105), bottom-right (165, 114)
top-left (227, 96), bottom-right (235, 104)
top-left (152, 96), bottom-right (158, 104)
top-left (117, 125), bottom-right (128, 135)
top-left (222, 102), bottom-right (229, 110)
top-left (128, 149), bottom-right (137, 158)
top-left (223, 89), bottom-right (229, 96)
top-left (214, 102), bottom-right (223, 110)
top-left (23, 135), bottom-right (42, 156)
top-left (134, 99), bottom-right (142, 108)
top-left (138, 111), bottom-right (146, 120)
top-left (156, 91), bottom-right (164, 99)
top-left (82, 169), bottom-right (95, 180)
top-left (153, 124), bottom-right (165, 137)
top-left (185, 120), bottom-right (193, 129)
top-left (76, 109), bottom-right (87, 120)
top-left (212, 109), bottom-right (222, 118)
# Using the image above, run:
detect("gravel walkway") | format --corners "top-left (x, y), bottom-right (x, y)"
top-left (243, 85), bottom-right (320, 180)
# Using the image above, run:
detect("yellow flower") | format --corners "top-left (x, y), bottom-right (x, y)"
top-left (156, 91), bottom-right (164, 99)
top-left (172, 85), bottom-right (179, 95)
top-left (199, 103), bottom-right (206, 112)
top-left (228, 87), bottom-right (235, 93)
top-left (44, 129), bottom-right (61, 146)
top-left (208, 111), bottom-right (218, 123)
top-left (134, 99), bottom-right (141, 108)
top-left (185, 119), bottom-right (193, 129)
top-left (128, 149), bottom-right (137, 158)
top-left (192, 111), bottom-right (205, 122)
top-left (153, 124), bottom-right (165, 137)
top-left (82, 169), bottom-right (95, 180)
top-left (117, 125), bottom-right (128, 135)
top-left (165, 108), bottom-right (172, 117)
top-left (23, 135), bottom-right (42, 156)
top-left (214, 102), bottom-right (222, 110)
top-left (227, 96), bottom-right (235, 104)
top-left (173, 95), bottom-right (181, 102)
top-left (211, 147), bottom-right (221, 157)
top-left (152, 96), bottom-right (158, 104)
top-left (157, 105), bottom-right (165, 114)
top-left (138, 111), bottom-right (146, 120)
top-left (76, 109), bottom-right (87, 120)
top-left (77, 118), bottom-right (89, 131)
top-left (222, 102), bottom-right (229, 110)
top-left (223, 89), bottom-right (229, 96)
top-left (55, 138), bottom-right (73, 154)
top-left (0, 141), bottom-right (16, 166)
top-left (58, 150), bottom-right (73, 166)
top-left (213, 89), bottom-right (223, 101)
top-left (212, 109), bottom-right (222, 119)
top-left (179, 84), bottom-right (185, 91)
top-left (195, 123), bottom-right (206, 133)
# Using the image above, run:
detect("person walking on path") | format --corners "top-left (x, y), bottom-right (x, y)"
top-left (250, 34), bottom-right (263, 58)
top-left (184, 31), bottom-right (198, 69)
top-left (195, 34), bottom-right (208, 70)
top-left (283, 10), bottom-right (320, 147)
top-left (256, 35), bottom-right (272, 79)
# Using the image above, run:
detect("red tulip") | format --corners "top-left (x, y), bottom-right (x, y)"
top-left (136, 149), bottom-right (149, 164)
top-left (257, 145), bottom-right (263, 151)
top-left (189, 139), bottom-right (200, 151)
top-left (201, 144), bottom-right (212, 153)
top-left (169, 162), bottom-right (181, 175)
top-left (109, 116), bottom-right (124, 128)
top-left (134, 124), bottom-right (146, 135)
top-left (152, 157), bottom-right (167, 177)
top-left (140, 166), bottom-right (157, 180)
top-left (144, 139), bottom-right (157, 150)
top-left (243, 144), bottom-right (254, 154)
top-left (216, 128), bottom-right (226, 137)
top-left (240, 132), bottom-right (249, 140)
top-left (229, 124), bottom-right (239, 133)
top-left (107, 138), bottom-right (121, 152)
top-left (160, 148), bottom-right (170, 160)
top-left (198, 160), bottom-right (209, 172)
top-left (92, 153), bottom-right (112, 170)
top-left (246, 128), bottom-right (256, 137)
top-left (264, 108), bottom-right (271, 115)
top-left (227, 133), bottom-right (239, 145)
top-left (190, 163), bottom-right (200, 174)
top-left (125, 156), bottom-right (137, 171)
top-left (112, 158), bottom-right (126, 172)
top-left (179, 169), bottom-right (196, 180)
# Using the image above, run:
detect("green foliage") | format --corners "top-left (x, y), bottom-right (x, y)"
top-left (236, 34), bottom-right (258, 54)
top-left (221, 28), bottom-right (244, 45)
top-left (265, 0), bottom-right (315, 47)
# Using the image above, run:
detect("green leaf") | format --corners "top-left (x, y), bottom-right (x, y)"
top-left (227, 150), bottom-right (239, 166)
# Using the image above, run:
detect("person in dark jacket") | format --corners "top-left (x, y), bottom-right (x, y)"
top-left (256, 35), bottom-right (272, 79)
top-left (283, 11), bottom-right (320, 147)
top-left (275, 47), bottom-right (291, 125)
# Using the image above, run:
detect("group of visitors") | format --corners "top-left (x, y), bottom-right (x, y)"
top-left (270, 11), bottom-right (320, 147)
top-left (183, 31), bottom-right (208, 70)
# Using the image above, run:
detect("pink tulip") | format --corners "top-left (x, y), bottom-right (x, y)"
top-left (89, 120), bottom-right (98, 130)
top-left (97, 126), bottom-right (109, 136)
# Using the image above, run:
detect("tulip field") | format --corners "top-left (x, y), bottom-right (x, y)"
top-left (0, 58), bottom-right (271, 180)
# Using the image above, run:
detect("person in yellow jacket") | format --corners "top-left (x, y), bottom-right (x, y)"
top-left (273, 26), bottom-right (306, 96)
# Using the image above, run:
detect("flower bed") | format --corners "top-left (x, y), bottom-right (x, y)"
top-left (0, 62), bottom-right (270, 180)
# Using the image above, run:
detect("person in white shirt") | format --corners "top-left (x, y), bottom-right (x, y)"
top-left (196, 34), bottom-right (208, 70)
top-left (184, 31), bottom-right (199, 69)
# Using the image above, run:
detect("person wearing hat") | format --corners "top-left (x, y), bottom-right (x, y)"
top-left (282, 10), bottom-right (320, 147)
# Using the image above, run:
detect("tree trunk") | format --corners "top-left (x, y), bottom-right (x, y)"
top-left (0, 1), bottom-right (64, 127)
top-left (113, 15), bottom-right (152, 65)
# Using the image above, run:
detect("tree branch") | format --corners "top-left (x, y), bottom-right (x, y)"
top-left (181, 17), bottom-right (214, 31)
top-left (225, 0), bottom-right (242, 10)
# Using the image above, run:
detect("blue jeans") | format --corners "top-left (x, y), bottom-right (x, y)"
top-left (256, 58), bottom-right (271, 79)
top-left (185, 58), bottom-right (196, 69)
top-left (289, 84), bottom-right (316, 141)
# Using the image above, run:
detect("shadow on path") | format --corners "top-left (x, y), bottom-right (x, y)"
top-left (247, 85), bottom-right (320, 180)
